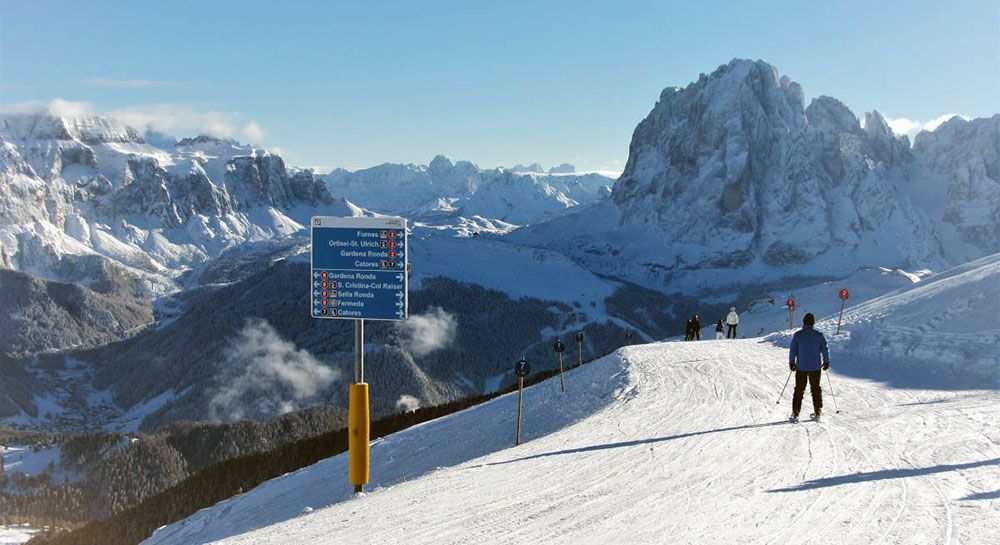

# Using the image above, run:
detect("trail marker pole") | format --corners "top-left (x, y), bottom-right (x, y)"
top-left (554, 339), bottom-right (566, 392)
top-left (786, 297), bottom-right (796, 331)
top-left (836, 288), bottom-right (850, 334)
top-left (516, 376), bottom-right (524, 444)
top-left (514, 358), bottom-right (530, 445)
top-left (575, 332), bottom-right (584, 368)
top-left (558, 352), bottom-right (565, 391)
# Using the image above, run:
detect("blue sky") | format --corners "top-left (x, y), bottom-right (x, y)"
top-left (1, 0), bottom-right (997, 171)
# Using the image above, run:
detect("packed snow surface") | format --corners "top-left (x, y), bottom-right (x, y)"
top-left (145, 256), bottom-right (1000, 545)
top-left (1, 445), bottom-right (61, 477)
top-left (0, 525), bottom-right (37, 545)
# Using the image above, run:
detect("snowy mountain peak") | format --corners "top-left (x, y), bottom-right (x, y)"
top-left (428, 153), bottom-right (454, 173)
top-left (594, 58), bottom-right (950, 286)
top-left (805, 96), bottom-right (861, 134)
top-left (508, 162), bottom-right (544, 174)
top-left (176, 134), bottom-right (237, 147)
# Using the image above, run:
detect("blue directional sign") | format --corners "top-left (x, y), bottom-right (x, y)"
top-left (514, 358), bottom-right (530, 377)
top-left (310, 216), bottom-right (408, 321)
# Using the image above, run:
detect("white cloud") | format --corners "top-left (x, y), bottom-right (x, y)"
top-left (396, 307), bottom-right (458, 357)
top-left (209, 318), bottom-right (339, 420)
top-left (108, 103), bottom-right (267, 143)
top-left (0, 100), bottom-right (47, 115)
top-left (243, 121), bottom-right (267, 143)
top-left (1, 98), bottom-right (268, 144)
top-left (49, 98), bottom-right (96, 117)
top-left (0, 99), bottom-right (97, 117)
top-left (882, 113), bottom-right (971, 139)
top-left (83, 77), bottom-right (183, 89)
top-left (395, 394), bottom-right (421, 412)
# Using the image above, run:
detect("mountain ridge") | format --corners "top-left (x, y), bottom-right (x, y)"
top-left (512, 59), bottom-right (997, 292)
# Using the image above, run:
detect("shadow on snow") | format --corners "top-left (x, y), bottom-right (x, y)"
top-left (480, 421), bottom-right (787, 467)
top-left (768, 457), bottom-right (1000, 493)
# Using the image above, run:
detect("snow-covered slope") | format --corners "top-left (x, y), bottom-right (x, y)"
top-left (708, 265), bottom-right (933, 340)
top-left (807, 253), bottom-right (1000, 388)
top-left (144, 255), bottom-right (1000, 545)
top-left (0, 524), bottom-right (37, 545)
top-left (324, 155), bottom-right (613, 228)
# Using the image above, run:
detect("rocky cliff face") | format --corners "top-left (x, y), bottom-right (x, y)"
top-left (611, 59), bottom-right (944, 273)
top-left (911, 115), bottom-right (1000, 259)
top-left (511, 59), bottom-right (995, 294)
top-left (0, 111), bottom-right (349, 293)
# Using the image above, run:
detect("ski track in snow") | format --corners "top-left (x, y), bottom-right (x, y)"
top-left (145, 338), bottom-right (1000, 545)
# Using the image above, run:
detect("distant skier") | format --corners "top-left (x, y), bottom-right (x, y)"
top-left (684, 317), bottom-right (694, 341)
top-left (691, 315), bottom-right (701, 340)
top-left (726, 307), bottom-right (739, 338)
top-left (788, 313), bottom-right (831, 423)
top-left (715, 320), bottom-right (724, 340)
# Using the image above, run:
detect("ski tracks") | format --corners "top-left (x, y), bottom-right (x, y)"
top-left (199, 339), bottom-right (1000, 545)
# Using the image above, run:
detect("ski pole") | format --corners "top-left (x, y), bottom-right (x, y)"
top-left (776, 370), bottom-right (792, 404)
top-left (825, 369), bottom-right (841, 413)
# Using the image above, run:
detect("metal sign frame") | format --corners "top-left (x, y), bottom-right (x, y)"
top-left (310, 215), bottom-right (409, 322)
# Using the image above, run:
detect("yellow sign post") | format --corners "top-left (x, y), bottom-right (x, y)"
top-left (348, 319), bottom-right (369, 493)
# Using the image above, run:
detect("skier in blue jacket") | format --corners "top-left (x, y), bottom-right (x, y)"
top-left (788, 313), bottom-right (830, 422)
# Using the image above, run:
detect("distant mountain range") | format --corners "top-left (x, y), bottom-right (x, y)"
top-left (0, 58), bottom-right (997, 434)
top-left (325, 155), bottom-right (612, 230)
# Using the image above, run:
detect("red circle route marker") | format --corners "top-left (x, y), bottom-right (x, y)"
top-left (839, 288), bottom-right (850, 300)
top-left (786, 297), bottom-right (795, 310)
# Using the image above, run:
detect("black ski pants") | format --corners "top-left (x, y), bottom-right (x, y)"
top-left (792, 370), bottom-right (822, 416)
top-left (726, 324), bottom-right (737, 338)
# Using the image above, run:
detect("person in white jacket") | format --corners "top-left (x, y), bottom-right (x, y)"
top-left (726, 307), bottom-right (739, 339)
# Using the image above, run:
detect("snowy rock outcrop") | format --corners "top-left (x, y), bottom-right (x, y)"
top-left (910, 115), bottom-right (1000, 259)
top-left (513, 59), bottom-right (996, 293)
top-left (0, 110), bottom-right (355, 292)
top-left (612, 59), bottom-right (940, 272)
